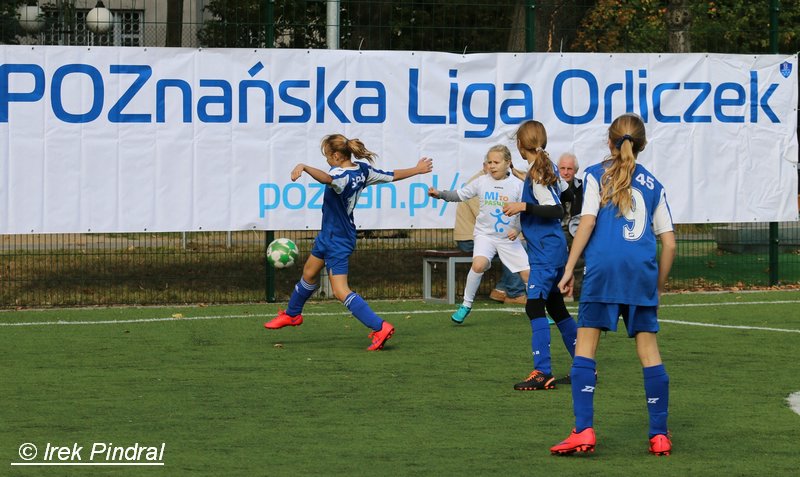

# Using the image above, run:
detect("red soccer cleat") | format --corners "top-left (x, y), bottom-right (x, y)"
top-left (264, 310), bottom-right (303, 329)
top-left (550, 428), bottom-right (596, 455)
top-left (367, 321), bottom-right (395, 351)
top-left (649, 433), bottom-right (672, 456)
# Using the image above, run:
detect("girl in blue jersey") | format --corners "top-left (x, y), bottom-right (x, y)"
top-left (550, 113), bottom-right (676, 456)
top-left (502, 120), bottom-right (578, 391)
top-left (264, 134), bottom-right (433, 351)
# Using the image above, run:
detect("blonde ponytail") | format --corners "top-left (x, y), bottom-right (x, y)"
top-left (320, 134), bottom-right (377, 164)
top-left (601, 114), bottom-right (647, 215)
top-left (345, 138), bottom-right (377, 163)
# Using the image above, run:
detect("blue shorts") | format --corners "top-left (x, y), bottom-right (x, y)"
top-left (310, 236), bottom-right (352, 276)
top-left (578, 302), bottom-right (660, 338)
top-left (526, 266), bottom-right (563, 300)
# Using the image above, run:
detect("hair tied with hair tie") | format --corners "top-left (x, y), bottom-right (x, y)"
top-left (534, 147), bottom-right (544, 153)
top-left (615, 135), bottom-right (633, 150)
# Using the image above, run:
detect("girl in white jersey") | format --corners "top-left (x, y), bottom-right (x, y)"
top-left (428, 145), bottom-right (529, 324)
top-left (550, 113), bottom-right (676, 457)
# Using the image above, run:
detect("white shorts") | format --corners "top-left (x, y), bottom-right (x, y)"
top-left (473, 234), bottom-right (529, 273)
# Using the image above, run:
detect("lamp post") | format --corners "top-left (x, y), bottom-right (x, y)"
top-left (86, 1), bottom-right (113, 35)
top-left (16, 1), bottom-right (114, 44)
top-left (326, 0), bottom-right (339, 49)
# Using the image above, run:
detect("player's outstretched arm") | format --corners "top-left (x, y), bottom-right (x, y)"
top-left (502, 201), bottom-right (562, 218)
top-left (428, 188), bottom-right (461, 202)
top-left (392, 157), bottom-right (433, 182)
top-left (292, 164), bottom-right (332, 184)
top-left (504, 181), bottom-right (563, 218)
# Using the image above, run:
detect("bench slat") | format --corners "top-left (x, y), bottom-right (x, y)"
top-left (422, 249), bottom-right (471, 258)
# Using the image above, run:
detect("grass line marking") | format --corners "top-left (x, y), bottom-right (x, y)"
top-left (659, 319), bottom-right (800, 333)
top-left (0, 314), bottom-right (273, 327)
top-left (1, 299), bottom-right (799, 333)
top-left (660, 300), bottom-right (800, 307)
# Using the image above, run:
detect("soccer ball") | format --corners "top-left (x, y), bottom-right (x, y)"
top-left (267, 238), bottom-right (299, 269)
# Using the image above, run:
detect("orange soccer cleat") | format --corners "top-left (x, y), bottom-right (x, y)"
top-left (649, 433), bottom-right (672, 456)
top-left (550, 428), bottom-right (596, 455)
top-left (513, 370), bottom-right (556, 390)
top-left (367, 321), bottom-right (395, 351)
top-left (264, 310), bottom-right (303, 329)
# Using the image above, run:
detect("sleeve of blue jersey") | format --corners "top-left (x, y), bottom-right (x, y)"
top-left (364, 163), bottom-right (394, 186)
top-left (329, 168), bottom-right (350, 194)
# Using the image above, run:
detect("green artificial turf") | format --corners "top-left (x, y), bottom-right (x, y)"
top-left (1, 290), bottom-right (799, 476)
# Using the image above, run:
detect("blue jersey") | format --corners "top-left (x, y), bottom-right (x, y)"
top-left (318, 160), bottom-right (393, 251)
top-left (519, 163), bottom-right (568, 268)
top-left (580, 162), bottom-right (674, 306)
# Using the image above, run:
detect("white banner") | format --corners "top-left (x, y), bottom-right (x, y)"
top-left (0, 46), bottom-right (797, 233)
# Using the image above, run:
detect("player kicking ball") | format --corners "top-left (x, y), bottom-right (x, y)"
top-left (264, 134), bottom-right (433, 350)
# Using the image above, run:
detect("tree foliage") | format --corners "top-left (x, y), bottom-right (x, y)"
top-left (197, 0), bottom-right (275, 48)
top-left (198, 0), bottom-right (798, 54)
top-left (197, 0), bottom-right (520, 52)
top-left (0, 0), bottom-right (25, 45)
top-left (691, 0), bottom-right (800, 53)
top-left (573, 0), bottom-right (800, 54)
top-left (573, 0), bottom-right (666, 52)
top-left (341, 1), bottom-right (517, 52)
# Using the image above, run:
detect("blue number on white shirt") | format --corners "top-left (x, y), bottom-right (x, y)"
top-left (623, 188), bottom-right (647, 241)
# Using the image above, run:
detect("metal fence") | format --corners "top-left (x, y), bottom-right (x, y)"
top-left (2, 224), bottom-right (798, 307)
top-left (1, 0), bottom-right (798, 307)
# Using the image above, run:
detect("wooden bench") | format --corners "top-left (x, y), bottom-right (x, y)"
top-left (422, 249), bottom-right (473, 304)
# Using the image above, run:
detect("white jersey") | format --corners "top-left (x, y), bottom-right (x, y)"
top-left (456, 173), bottom-right (523, 239)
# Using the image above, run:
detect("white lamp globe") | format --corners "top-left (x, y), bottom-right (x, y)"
top-left (17, 3), bottom-right (44, 33)
top-left (86, 1), bottom-right (113, 34)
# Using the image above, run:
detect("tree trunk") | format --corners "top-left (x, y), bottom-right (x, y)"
top-left (507, 1), bottom-right (594, 53)
top-left (166, 0), bottom-right (184, 47)
top-left (666, 0), bottom-right (691, 53)
top-left (507, 0), bottom-right (526, 52)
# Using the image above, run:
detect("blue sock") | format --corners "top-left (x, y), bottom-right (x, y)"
top-left (571, 356), bottom-right (597, 433)
top-left (530, 317), bottom-right (552, 374)
top-left (643, 364), bottom-right (670, 437)
top-left (344, 292), bottom-right (383, 331)
top-left (286, 278), bottom-right (317, 316)
top-left (556, 317), bottom-right (578, 358)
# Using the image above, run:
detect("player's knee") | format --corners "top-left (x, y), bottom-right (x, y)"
top-left (471, 259), bottom-right (490, 273)
top-left (525, 298), bottom-right (546, 319)
top-left (332, 287), bottom-right (352, 302)
top-left (546, 293), bottom-right (571, 322)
